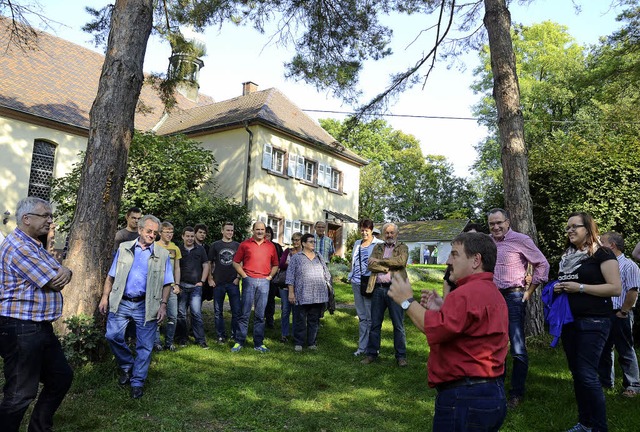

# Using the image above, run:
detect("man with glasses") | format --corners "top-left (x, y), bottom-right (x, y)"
top-left (0, 197), bottom-right (74, 432)
top-left (99, 214), bottom-right (173, 399)
top-left (487, 208), bottom-right (549, 409)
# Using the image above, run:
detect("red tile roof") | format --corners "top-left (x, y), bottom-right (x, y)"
top-left (0, 18), bottom-right (366, 166)
top-left (0, 17), bottom-right (213, 131)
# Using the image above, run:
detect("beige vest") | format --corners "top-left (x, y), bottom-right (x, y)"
top-left (109, 239), bottom-right (170, 324)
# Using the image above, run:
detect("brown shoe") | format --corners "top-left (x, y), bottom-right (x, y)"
top-left (397, 358), bottom-right (408, 367)
top-left (360, 356), bottom-right (376, 365)
top-left (622, 389), bottom-right (639, 398)
top-left (507, 396), bottom-right (523, 409)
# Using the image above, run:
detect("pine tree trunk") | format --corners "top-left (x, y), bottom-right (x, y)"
top-left (483, 0), bottom-right (543, 336)
top-left (59, 0), bottom-right (154, 328)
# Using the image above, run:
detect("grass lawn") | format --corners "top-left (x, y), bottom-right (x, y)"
top-left (9, 268), bottom-right (640, 431)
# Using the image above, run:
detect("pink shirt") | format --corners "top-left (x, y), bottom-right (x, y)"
top-left (375, 244), bottom-right (395, 284)
top-left (492, 229), bottom-right (549, 289)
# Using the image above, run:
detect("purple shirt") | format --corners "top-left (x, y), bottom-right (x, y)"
top-left (492, 229), bottom-right (549, 289)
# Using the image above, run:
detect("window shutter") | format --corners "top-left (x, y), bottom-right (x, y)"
top-left (318, 164), bottom-right (326, 187)
top-left (293, 220), bottom-right (301, 233)
top-left (284, 220), bottom-right (293, 244)
top-left (325, 166), bottom-right (332, 188)
top-left (258, 215), bottom-right (267, 223)
top-left (288, 153), bottom-right (297, 177)
top-left (296, 155), bottom-right (305, 179)
top-left (262, 144), bottom-right (273, 170)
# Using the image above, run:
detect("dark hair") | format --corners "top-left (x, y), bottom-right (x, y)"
top-left (221, 221), bottom-right (234, 229)
top-left (566, 212), bottom-right (600, 255)
top-left (451, 232), bottom-right (497, 273)
top-left (359, 219), bottom-right (374, 230)
top-left (603, 231), bottom-right (624, 253)
top-left (194, 223), bottom-right (208, 234)
top-left (126, 206), bottom-right (141, 216)
top-left (265, 226), bottom-right (274, 236)
top-left (301, 233), bottom-right (315, 244)
top-left (463, 223), bottom-right (484, 233)
top-left (487, 208), bottom-right (509, 220)
top-left (183, 226), bottom-right (195, 234)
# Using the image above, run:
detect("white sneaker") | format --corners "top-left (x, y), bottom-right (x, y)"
top-left (294, 345), bottom-right (303, 352)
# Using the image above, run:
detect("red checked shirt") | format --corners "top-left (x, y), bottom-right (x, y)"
top-left (233, 237), bottom-right (278, 278)
top-left (423, 272), bottom-right (509, 387)
top-left (0, 228), bottom-right (63, 321)
top-left (492, 228), bottom-right (549, 289)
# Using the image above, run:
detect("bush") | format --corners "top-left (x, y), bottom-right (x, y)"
top-left (60, 314), bottom-right (105, 368)
top-left (328, 262), bottom-right (350, 283)
top-left (409, 247), bottom-right (421, 264)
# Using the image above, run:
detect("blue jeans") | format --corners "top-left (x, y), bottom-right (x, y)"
top-left (598, 313), bottom-right (640, 390)
top-left (280, 287), bottom-right (295, 337)
top-left (562, 317), bottom-right (611, 432)
top-left (351, 281), bottom-right (372, 351)
top-left (502, 290), bottom-right (528, 398)
top-left (366, 285), bottom-right (406, 359)
top-left (237, 277), bottom-right (270, 347)
top-left (213, 282), bottom-right (242, 340)
top-left (293, 303), bottom-right (322, 346)
top-left (0, 317), bottom-right (73, 432)
top-left (105, 299), bottom-right (157, 388)
top-left (154, 291), bottom-right (178, 346)
top-left (433, 381), bottom-right (506, 432)
top-left (177, 284), bottom-right (206, 344)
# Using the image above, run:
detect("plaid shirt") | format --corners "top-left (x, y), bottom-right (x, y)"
top-left (492, 229), bottom-right (549, 289)
top-left (0, 228), bottom-right (62, 321)
top-left (285, 252), bottom-right (330, 305)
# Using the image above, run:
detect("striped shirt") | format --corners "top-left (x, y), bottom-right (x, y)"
top-left (612, 253), bottom-right (640, 309)
top-left (0, 228), bottom-right (63, 321)
top-left (492, 229), bottom-right (549, 290)
top-left (314, 234), bottom-right (335, 262)
top-left (285, 252), bottom-right (330, 305)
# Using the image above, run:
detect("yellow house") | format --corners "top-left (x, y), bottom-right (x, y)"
top-left (0, 19), bottom-right (365, 255)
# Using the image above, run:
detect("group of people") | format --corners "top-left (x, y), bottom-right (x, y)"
top-left (1, 197), bottom-right (638, 432)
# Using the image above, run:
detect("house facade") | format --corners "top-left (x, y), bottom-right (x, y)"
top-left (392, 219), bottom-right (470, 264)
top-left (0, 20), bottom-right (364, 255)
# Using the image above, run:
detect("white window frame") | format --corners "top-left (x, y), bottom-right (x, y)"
top-left (331, 168), bottom-right (341, 191)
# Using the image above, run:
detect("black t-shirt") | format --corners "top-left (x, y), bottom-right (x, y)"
top-left (558, 247), bottom-right (616, 317)
top-left (209, 240), bottom-right (240, 285)
top-left (179, 244), bottom-right (209, 284)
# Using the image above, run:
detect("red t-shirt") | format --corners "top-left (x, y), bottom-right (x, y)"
top-left (424, 272), bottom-right (508, 387)
top-left (233, 238), bottom-right (278, 278)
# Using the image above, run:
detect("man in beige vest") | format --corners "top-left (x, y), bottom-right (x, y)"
top-left (99, 214), bottom-right (173, 399)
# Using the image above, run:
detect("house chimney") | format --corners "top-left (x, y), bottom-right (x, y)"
top-left (242, 81), bottom-right (259, 96)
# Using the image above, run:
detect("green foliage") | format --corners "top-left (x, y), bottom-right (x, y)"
top-left (50, 132), bottom-right (251, 239)
top-left (327, 262), bottom-right (350, 283)
top-left (409, 246), bottom-right (421, 264)
top-left (343, 227), bottom-right (361, 264)
top-left (60, 314), bottom-right (105, 368)
top-left (320, 118), bottom-right (478, 221)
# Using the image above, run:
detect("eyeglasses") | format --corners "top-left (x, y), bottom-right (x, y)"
top-left (488, 220), bottom-right (507, 227)
top-left (26, 212), bottom-right (54, 220)
top-left (565, 224), bottom-right (585, 232)
top-left (306, 240), bottom-right (316, 243)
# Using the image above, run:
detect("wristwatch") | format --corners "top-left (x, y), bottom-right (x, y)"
top-left (401, 297), bottom-right (415, 310)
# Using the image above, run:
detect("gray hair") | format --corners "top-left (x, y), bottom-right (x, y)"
top-left (382, 222), bottom-right (398, 233)
top-left (16, 197), bottom-right (51, 226)
top-left (603, 231), bottom-right (625, 253)
top-left (487, 208), bottom-right (509, 220)
top-left (138, 214), bottom-right (160, 229)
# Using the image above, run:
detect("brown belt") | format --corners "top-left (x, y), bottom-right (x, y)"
top-left (500, 287), bottom-right (524, 295)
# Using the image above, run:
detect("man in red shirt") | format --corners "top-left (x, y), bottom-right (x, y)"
top-left (389, 232), bottom-right (509, 432)
top-left (232, 221), bottom-right (279, 353)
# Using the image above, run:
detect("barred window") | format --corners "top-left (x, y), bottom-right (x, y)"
top-left (27, 140), bottom-right (56, 200)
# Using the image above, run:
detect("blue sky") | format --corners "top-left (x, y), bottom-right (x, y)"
top-left (31, 0), bottom-right (625, 176)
